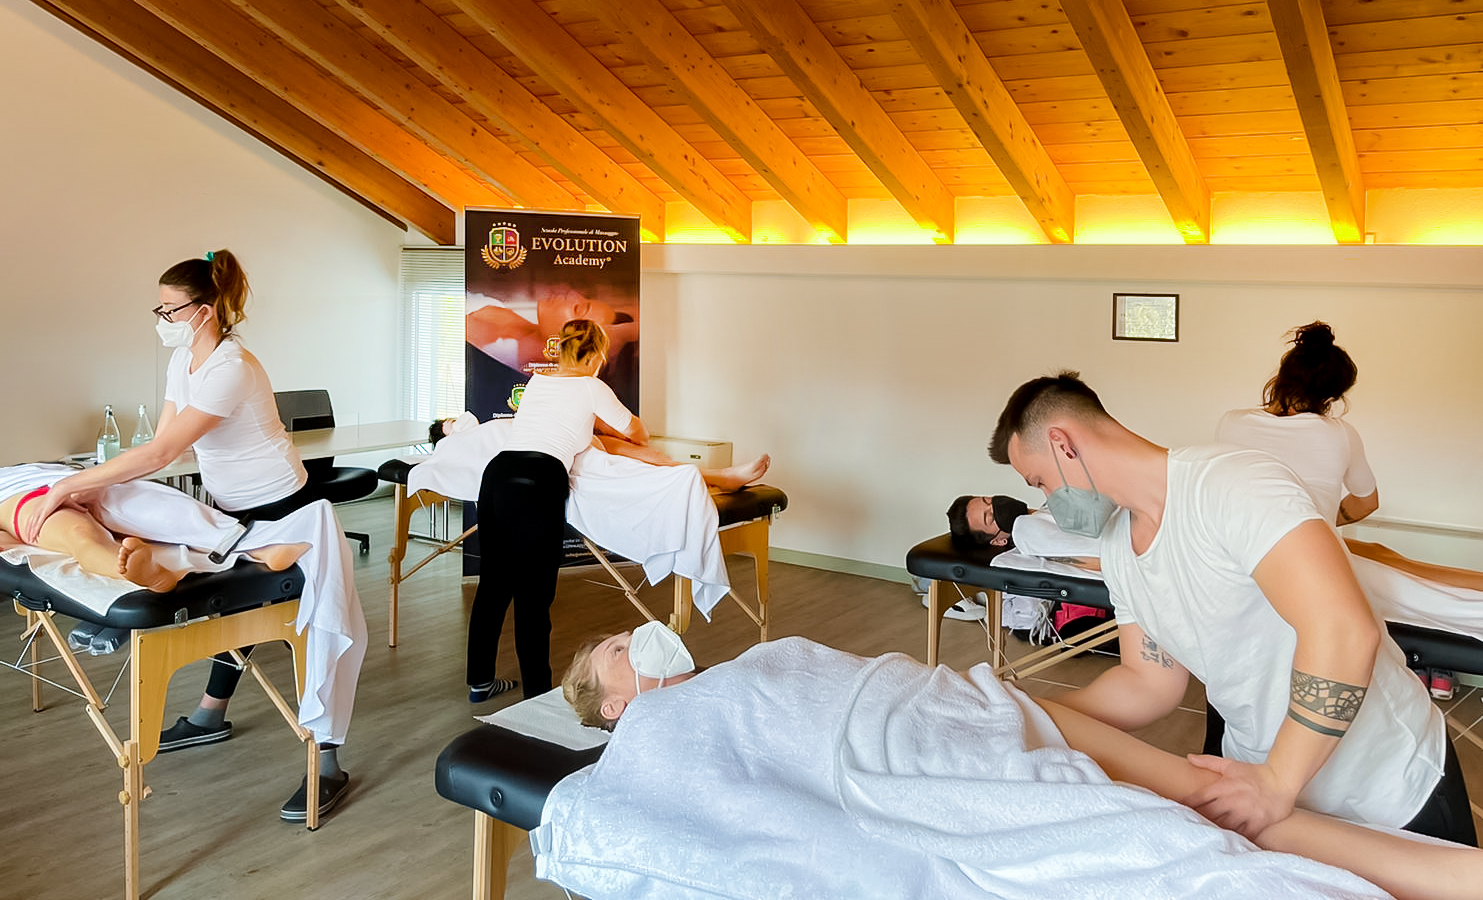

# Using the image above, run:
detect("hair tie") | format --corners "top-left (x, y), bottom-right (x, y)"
top-left (205, 251), bottom-right (215, 262)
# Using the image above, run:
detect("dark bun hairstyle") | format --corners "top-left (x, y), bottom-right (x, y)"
top-left (1262, 321), bottom-right (1357, 416)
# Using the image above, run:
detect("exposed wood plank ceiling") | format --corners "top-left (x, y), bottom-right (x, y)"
top-left (36, 0), bottom-right (1483, 246)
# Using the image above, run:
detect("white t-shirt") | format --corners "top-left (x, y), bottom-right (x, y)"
top-left (1215, 409), bottom-right (1377, 523)
top-left (164, 338), bottom-right (307, 512)
top-left (505, 374), bottom-right (633, 471)
top-left (1100, 445), bottom-right (1443, 827)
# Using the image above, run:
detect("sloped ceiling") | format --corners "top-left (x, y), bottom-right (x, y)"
top-left (36, 0), bottom-right (1483, 245)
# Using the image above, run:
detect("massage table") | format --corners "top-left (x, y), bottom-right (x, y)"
top-left (377, 457), bottom-right (787, 648)
top-left (3, 556), bottom-right (323, 900)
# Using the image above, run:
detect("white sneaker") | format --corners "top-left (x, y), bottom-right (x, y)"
top-left (923, 593), bottom-right (987, 621)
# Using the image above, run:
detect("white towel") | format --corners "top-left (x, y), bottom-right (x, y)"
top-left (1011, 509), bottom-right (1102, 558)
top-left (409, 420), bottom-right (731, 617)
top-left (1350, 554), bottom-right (1483, 643)
top-left (19, 480), bottom-right (367, 745)
top-left (534, 638), bottom-right (1388, 900)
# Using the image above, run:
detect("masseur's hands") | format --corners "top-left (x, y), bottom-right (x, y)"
top-left (17, 477), bottom-right (95, 544)
top-left (1184, 754), bottom-right (1298, 839)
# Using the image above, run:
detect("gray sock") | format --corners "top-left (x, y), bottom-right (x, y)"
top-left (318, 743), bottom-right (344, 779)
top-left (186, 705), bottom-right (227, 730)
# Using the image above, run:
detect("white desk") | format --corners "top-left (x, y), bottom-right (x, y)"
top-left (151, 420), bottom-right (428, 479)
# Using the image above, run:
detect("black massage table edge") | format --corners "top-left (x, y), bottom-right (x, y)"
top-left (1, 556), bottom-right (306, 629)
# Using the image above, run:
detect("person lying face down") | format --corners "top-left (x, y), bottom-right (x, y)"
top-left (559, 630), bottom-right (1483, 900)
top-left (946, 494), bottom-right (1029, 550)
top-left (430, 412), bottom-right (771, 493)
top-left (0, 464), bottom-right (307, 592)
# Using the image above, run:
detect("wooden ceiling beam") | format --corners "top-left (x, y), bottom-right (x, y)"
top-left (1267, 0), bottom-right (1366, 243)
top-left (451, 0), bottom-right (751, 242)
top-left (334, 0), bottom-right (666, 242)
top-left (720, 0), bottom-right (956, 243)
top-left (38, 0), bottom-right (456, 243)
top-left (1061, 0), bottom-right (1212, 243)
top-left (133, 0), bottom-right (509, 213)
top-left (221, 0), bottom-right (578, 214)
top-left (583, 0), bottom-right (848, 242)
top-left (890, 0), bottom-right (1075, 243)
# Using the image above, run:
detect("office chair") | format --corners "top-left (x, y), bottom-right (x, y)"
top-left (274, 389), bottom-right (377, 554)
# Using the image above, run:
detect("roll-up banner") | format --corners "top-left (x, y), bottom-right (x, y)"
top-left (463, 208), bottom-right (641, 574)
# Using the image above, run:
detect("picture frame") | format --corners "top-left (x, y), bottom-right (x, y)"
top-left (1112, 293), bottom-right (1179, 342)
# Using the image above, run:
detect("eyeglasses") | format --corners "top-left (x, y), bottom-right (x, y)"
top-left (152, 300), bottom-right (197, 322)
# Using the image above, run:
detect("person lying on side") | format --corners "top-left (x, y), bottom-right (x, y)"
top-left (561, 626), bottom-right (1482, 900)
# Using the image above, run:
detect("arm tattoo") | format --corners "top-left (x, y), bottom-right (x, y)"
top-left (1290, 670), bottom-right (1367, 723)
top-left (1287, 709), bottom-right (1348, 737)
top-left (1140, 635), bottom-right (1176, 669)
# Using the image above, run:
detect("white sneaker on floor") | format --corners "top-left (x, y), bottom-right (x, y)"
top-left (922, 593), bottom-right (987, 622)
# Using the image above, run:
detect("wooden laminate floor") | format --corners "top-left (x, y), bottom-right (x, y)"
top-left (1, 495), bottom-right (1479, 899)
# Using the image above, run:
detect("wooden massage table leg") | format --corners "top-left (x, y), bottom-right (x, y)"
top-left (387, 486), bottom-right (470, 649)
top-left (670, 517), bottom-right (772, 643)
top-left (471, 812), bottom-right (526, 900)
top-left (120, 601), bottom-right (316, 897)
top-left (388, 483), bottom-right (415, 648)
top-left (926, 580), bottom-right (944, 667)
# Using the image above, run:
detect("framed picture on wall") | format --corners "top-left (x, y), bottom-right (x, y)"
top-left (1112, 293), bottom-right (1179, 342)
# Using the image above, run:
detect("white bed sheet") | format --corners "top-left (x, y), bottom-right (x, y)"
top-left (408, 420), bottom-right (730, 617)
top-left (533, 638), bottom-right (1389, 900)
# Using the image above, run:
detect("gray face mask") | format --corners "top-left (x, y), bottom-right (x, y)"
top-left (1046, 447), bottom-right (1117, 538)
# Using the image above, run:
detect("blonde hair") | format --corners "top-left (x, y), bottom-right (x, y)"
top-left (561, 634), bottom-right (618, 731)
top-left (159, 249), bottom-right (251, 340)
top-left (556, 319), bottom-right (609, 370)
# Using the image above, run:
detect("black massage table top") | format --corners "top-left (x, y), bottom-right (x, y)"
top-left (906, 532), bottom-right (1483, 678)
top-left (1, 556), bottom-right (305, 630)
top-left (377, 457), bottom-right (788, 528)
top-left (436, 723), bottom-right (606, 832)
top-left (906, 532), bottom-right (1112, 608)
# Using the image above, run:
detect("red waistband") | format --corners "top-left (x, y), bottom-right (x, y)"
top-left (12, 485), bottom-right (51, 540)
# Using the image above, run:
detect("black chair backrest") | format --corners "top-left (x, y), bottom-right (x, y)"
top-left (274, 389), bottom-right (335, 432)
top-left (275, 391), bottom-right (337, 480)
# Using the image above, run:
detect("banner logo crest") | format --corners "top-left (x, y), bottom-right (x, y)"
top-left (482, 223), bottom-right (528, 270)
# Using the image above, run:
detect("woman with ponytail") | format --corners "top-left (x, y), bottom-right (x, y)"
top-left (17, 250), bottom-right (349, 822)
top-left (1216, 321), bottom-right (1379, 526)
top-left (466, 318), bottom-right (650, 703)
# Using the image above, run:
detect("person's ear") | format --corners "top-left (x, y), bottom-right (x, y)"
top-left (599, 696), bottom-right (627, 722)
top-left (1046, 426), bottom-right (1076, 459)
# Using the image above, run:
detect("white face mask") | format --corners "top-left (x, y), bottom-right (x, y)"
top-left (629, 620), bottom-right (694, 695)
top-left (156, 306), bottom-right (205, 348)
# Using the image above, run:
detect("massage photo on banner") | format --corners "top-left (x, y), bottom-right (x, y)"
top-left (462, 208), bottom-right (641, 572)
top-left (463, 208), bottom-right (640, 422)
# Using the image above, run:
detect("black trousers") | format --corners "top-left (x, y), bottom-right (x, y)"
top-left (204, 483), bottom-right (318, 700)
top-left (1205, 701), bottom-right (1476, 846)
top-left (467, 451), bottom-right (570, 695)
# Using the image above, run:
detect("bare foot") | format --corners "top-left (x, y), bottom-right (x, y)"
top-left (249, 542), bottom-right (311, 572)
top-left (705, 454), bottom-right (771, 492)
top-left (118, 537), bottom-right (180, 592)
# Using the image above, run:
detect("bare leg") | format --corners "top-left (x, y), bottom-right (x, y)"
top-left (1036, 697), bottom-right (1482, 900)
top-left (700, 454), bottom-right (770, 492)
top-left (594, 436), bottom-right (771, 492)
top-left (118, 537), bottom-right (179, 591)
top-left (248, 542), bottom-right (311, 572)
top-left (0, 492), bottom-right (178, 592)
top-left (1346, 538), bottom-right (1483, 592)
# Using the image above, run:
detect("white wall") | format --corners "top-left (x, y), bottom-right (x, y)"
top-left (641, 244), bottom-right (1483, 571)
top-left (0, 1), bottom-right (407, 464)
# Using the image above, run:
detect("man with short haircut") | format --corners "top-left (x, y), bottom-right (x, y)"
top-left (988, 371), bottom-right (1471, 845)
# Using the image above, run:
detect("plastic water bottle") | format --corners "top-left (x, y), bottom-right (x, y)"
top-left (96, 405), bottom-right (122, 463)
top-left (132, 404), bottom-right (155, 448)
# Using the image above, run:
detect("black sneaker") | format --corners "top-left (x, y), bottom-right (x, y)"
top-left (158, 716), bottom-right (233, 752)
top-left (468, 678), bottom-right (518, 703)
top-left (280, 771), bottom-right (351, 823)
